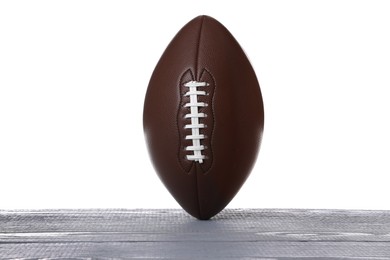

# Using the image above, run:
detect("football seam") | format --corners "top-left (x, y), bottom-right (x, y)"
top-left (195, 16), bottom-right (205, 220)
top-left (194, 15), bottom-right (205, 78)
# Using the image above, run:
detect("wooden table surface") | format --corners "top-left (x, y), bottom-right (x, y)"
top-left (1, 208), bottom-right (390, 259)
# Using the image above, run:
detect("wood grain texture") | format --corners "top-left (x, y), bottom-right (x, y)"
top-left (1, 208), bottom-right (390, 259)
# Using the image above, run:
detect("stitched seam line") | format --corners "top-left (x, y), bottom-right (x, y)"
top-left (194, 16), bottom-right (205, 220)
top-left (194, 16), bottom-right (205, 79)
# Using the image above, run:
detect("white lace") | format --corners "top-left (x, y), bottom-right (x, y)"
top-left (184, 81), bottom-right (209, 163)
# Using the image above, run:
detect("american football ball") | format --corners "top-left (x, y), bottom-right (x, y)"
top-left (143, 15), bottom-right (264, 220)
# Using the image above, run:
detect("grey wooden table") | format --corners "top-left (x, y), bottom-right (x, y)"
top-left (1, 208), bottom-right (390, 259)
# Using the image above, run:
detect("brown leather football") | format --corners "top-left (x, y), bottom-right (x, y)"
top-left (143, 15), bottom-right (264, 220)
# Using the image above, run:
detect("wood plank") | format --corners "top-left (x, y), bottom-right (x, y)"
top-left (1, 208), bottom-right (390, 258)
top-left (2, 241), bottom-right (390, 259)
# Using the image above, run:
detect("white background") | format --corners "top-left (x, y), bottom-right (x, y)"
top-left (1, 1), bottom-right (390, 210)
